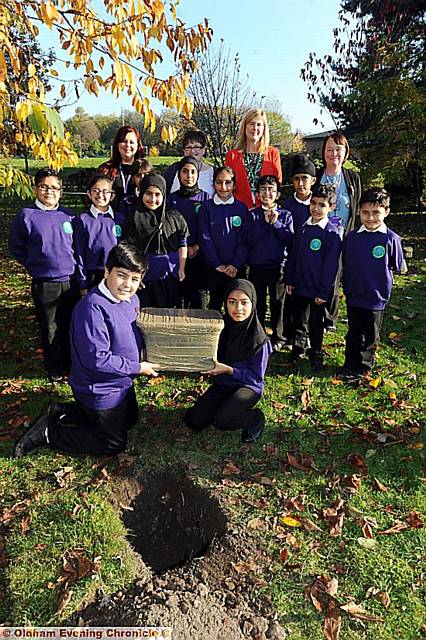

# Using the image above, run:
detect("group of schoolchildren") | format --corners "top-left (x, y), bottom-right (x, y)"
top-left (9, 148), bottom-right (404, 458)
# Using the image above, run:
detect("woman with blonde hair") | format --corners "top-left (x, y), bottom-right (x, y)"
top-left (225, 108), bottom-right (282, 209)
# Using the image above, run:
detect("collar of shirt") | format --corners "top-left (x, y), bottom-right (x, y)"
top-left (261, 205), bottom-right (278, 214)
top-left (357, 223), bottom-right (387, 234)
top-left (98, 279), bottom-right (130, 304)
top-left (305, 216), bottom-right (329, 229)
top-left (213, 194), bottom-right (235, 205)
top-left (35, 199), bottom-right (59, 211)
top-left (90, 204), bottom-right (114, 219)
top-left (294, 193), bottom-right (312, 205)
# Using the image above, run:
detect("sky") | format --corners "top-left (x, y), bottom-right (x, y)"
top-left (42, 0), bottom-right (343, 135)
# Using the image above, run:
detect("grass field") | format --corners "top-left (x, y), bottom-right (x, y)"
top-left (0, 187), bottom-right (424, 636)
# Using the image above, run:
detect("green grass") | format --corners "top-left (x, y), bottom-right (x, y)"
top-left (0, 210), bottom-right (425, 636)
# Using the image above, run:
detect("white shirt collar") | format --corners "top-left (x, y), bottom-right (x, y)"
top-left (213, 194), bottom-right (235, 205)
top-left (357, 223), bottom-right (387, 234)
top-left (294, 193), bottom-right (312, 205)
top-left (306, 216), bottom-right (329, 229)
top-left (90, 204), bottom-right (114, 218)
top-left (98, 279), bottom-right (131, 304)
top-left (35, 199), bottom-right (59, 211)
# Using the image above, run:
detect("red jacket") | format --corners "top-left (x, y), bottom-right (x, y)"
top-left (225, 146), bottom-right (282, 209)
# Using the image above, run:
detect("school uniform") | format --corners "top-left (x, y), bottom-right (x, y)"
top-left (73, 205), bottom-right (125, 290)
top-left (342, 223), bottom-right (403, 373)
top-left (9, 200), bottom-right (77, 378)
top-left (198, 195), bottom-right (248, 311)
top-left (243, 206), bottom-right (293, 344)
top-left (225, 147), bottom-right (282, 209)
top-left (97, 161), bottom-right (136, 203)
top-left (286, 217), bottom-right (342, 362)
top-left (46, 281), bottom-right (142, 455)
top-left (121, 174), bottom-right (189, 308)
top-left (185, 279), bottom-right (272, 442)
top-left (116, 194), bottom-right (138, 220)
top-left (281, 194), bottom-right (311, 233)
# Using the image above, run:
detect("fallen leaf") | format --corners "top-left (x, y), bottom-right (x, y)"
top-left (346, 474), bottom-right (362, 494)
top-left (247, 517), bottom-right (267, 530)
top-left (300, 517), bottom-right (322, 532)
top-left (285, 533), bottom-right (302, 548)
top-left (147, 375), bottom-right (165, 385)
top-left (406, 511), bottom-right (424, 529)
top-left (379, 591), bottom-right (390, 609)
top-left (330, 377), bottom-right (343, 385)
top-left (408, 442), bottom-right (424, 450)
top-left (222, 461), bottom-right (241, 476)
top-left (301, 388), bottom-right (311, 409)
top-left (279, 548), bottom-right (289, 563)
top-left (369, 376), bottom-right (382, 389)
top-left (377, 521), bottom-right (408, 535)
top-left (280, 515), bottom-right (302, 528)
top-left (373, 478), bottom-right (388, 492)
top-left (340, 601), bottom-right (384, 622)
top-left (347, 453), bottom-right (368, 475)
top-left (324, 598), bottom-right (342, 640)
top-left (357, 537), bottom-right (377, 549)
top-left (272, 401), bottom-right (286, 410)
top-left (329, 512), bottom-right (344, 537)
top-left (362, 521), bottom-right (374, 539)
top-left (20, 514), bottom-right (31, 536)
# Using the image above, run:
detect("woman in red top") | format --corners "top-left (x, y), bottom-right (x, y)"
top-left (225, 109), bottom-right (282, 209)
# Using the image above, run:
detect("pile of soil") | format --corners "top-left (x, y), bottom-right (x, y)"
top-left (73, 470), bottom-right (287, 640)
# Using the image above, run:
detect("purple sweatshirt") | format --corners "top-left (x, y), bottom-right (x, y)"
top-left (9, 204), bottom-right (75, 281)
top-left (69, 286), bottom-right (142, 410)
top-left (215, 340), bottom-right (272, 395)
top-left (343, 226), bottom-right (403, 310)
top-left (73, 210), bottom-right (126, 289)
top-left (199, 198), bottom-right (249, 268)
top-left (243, 206), bottom-right (293, 268)
top-left (282, 195), bottom-right (310, 233)
top-left (167, 191), bottom-right (210, 246)
top-left (286, 220), bottom-right (342, 300)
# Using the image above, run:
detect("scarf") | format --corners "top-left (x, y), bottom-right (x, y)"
top-left (176, 156), bottom-right (202, 198)
top-left (128, 174), bottom-right (167, 254)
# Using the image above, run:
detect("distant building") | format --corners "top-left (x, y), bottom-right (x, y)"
top-left (303, 130), bottom-right (335, 156)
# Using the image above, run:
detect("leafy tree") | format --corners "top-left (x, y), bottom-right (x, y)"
top-left (301, 0), bottom-right (426, 207)
top-left (0, 0), bottom-right (212, 195)
top-left (65, 108), bottom-right (100, 156)
top-left (263, 99), bottom-right (293, 153)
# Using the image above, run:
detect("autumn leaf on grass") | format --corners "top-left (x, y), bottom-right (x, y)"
top-left (340, 601), bottom-right (384, 623)
top-left (379, 591), bottom-right (391, 609)
top-left (377, 521), bottom-right (408, 535)
top-left (301, 388), bottom-right (311, 410)
top-left (305, 575), bottom-right (339, 613)
top-left (20, 514), bottom-right (31, 535)
top-left (347, 452), bottom-right (368, 476)
top-left (222, 461), bottom-right (241, 476)
top-left (300, 516), bottom-right (322, 532)
top-left (369, 376), bottom-right (382, 389)
top-left (406, 511), bottom-right (424, 528)
top-left (147, 375), bottom-right (165, 385)
top-left (279, 548), bottom-right (289, 563)
top-left (287, 452), bottom-right (317, 472)
top-left (373, 477), bottom-right (388, 492)
top-left (247, 517), bottom-right (267, 530)
top-left (279, 515), bottom-right (302, 528)
top-left (324, 598), bottom-right (342, 640)
top-left (53, 466), bottom-right (75, 488)
top-left (345, 474), bottom-right (362, 494)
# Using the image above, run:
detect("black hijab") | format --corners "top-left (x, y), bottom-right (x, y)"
top-left (218, 279), bottom-right (268, 364)
top-left (123, 174), bottom-right (166, 254)
top-left (176, 156), bottom-right (201, 198)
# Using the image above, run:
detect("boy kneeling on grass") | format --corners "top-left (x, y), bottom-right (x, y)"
top-left (14, 243), bottom-right (159, 458)
top-left (338, 187), bottom-right (404, 382)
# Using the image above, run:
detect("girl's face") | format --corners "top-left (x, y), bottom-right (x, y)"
top-left (118, 132), bottom-right (139, 163)
top-left (245, 117), bottom-right (265, 146)
top-left (324, 138), bottom-right (347, 172)
top-left (214, 170), bottom-right (234, 202)
top-left (35, 176), bottom-right (62, 208)
top-left (142, 186), bottom-right (163, 210)
top-left (226, 289), bottom-right (252, 322)
top-left (179, 163), bottom-right (198, 188)
top-left (88, 179), bottom-right (114, 211)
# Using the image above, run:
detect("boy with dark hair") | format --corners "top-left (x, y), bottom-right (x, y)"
top-left (243, 175), bottom-right (293, 351)
top-left (339, 187), bottom-right (403, 381)
top-left (286, 184), bottom-right (342, 371)
top-left (9, 168), bottom-right (76, 383)
top-left (282, 154), bottom-right (317, 232)
top-left (14, 243), bottom-right (159, 458)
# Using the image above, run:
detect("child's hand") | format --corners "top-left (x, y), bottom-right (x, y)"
top-left (188, 245), bottom-right (199, 259)
top-left (207, 360), bottom-right (233, 376)
top-left (80, 289), bottom-right (88, 297)
top-left (178, 267), bottom-right (186, 281)
top-left (286, 285), bottom-right (294, 295)
top-left (139, 362), bottom-right (160, 376)
top-left (264, 210), bottom-right (278, 225)
top-left (315, 297), bottom-right (326, 305)
top-left (216, 264), bottom-right (227, 273)
top-left (224, 265), bottom-right (237, 278)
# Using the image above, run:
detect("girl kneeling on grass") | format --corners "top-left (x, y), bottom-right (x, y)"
top-left (185, 279), bottom-right (272, 443)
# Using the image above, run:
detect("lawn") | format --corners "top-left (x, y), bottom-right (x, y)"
top-left (0, 189), bottom-right (424, 637)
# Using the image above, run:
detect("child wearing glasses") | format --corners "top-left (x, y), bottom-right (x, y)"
top-left (164, 130), bottom-right (215, 197)
top-left (9, 168), bottom-right (77, 383)
top-left (73, 174), bottom-right (126, 296)
top-left (242, 175), bottom-right (293, 351)
top-left (116, 159), bottom-right (154, 219)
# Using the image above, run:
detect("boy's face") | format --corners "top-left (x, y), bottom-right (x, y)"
top-left (292, 173), bottom-right (316, 200)
top-left (179, 164), bottom-right (198, 188)
top-left (142, 186), bottom-right (163, 210)
top-left (310, 196), bottom-right (332, 223)
top-left (104, 267), bottom-right (142, 301)
top-left (35, 176), bottom-right (62, 208)
top-left (359, 202), bottom-right (389, 231)
top-left (88, 179), bottom-right (114, 212)
top-left (258, 182), bottom-right (279, 208)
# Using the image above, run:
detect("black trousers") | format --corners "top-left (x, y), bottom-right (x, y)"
top-left (180, 255), bottom-right (207, 309)
top-left (248, 266), bottom-right (286, 342)
top-left (185, 384), bottom-right (262, 432)
top-left (31, 278), bottom-right (77, 376)
top-left (139, 276), bottom-right (181, 308)
top-left (292, 294), bottom-right (325, 357)
top-left (206, 268), bottom-right (246, 312)
top-left (324, 258), bottom-right (342, 328)
top-left (344, 306), bottom-right (384, 373)
top-left (47, 386), bottom-right (139, 455)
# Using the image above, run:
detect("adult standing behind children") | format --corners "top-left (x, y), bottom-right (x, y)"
top-left (98, 125), bottom-right (145, 202)
top-left (317, 131), bottom-right (362, 330)
top-left (9, 168), bottom-right (77, 383)
top-left (225, 109), bottom-right (282, 209)
top-left (121, 174), bottom-right (188, 308)
top-left (164, 130), bottom-right (214, 197)
top-left (14, 244), bottom-right (159, 458)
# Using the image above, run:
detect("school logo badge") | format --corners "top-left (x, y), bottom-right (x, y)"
top-left (372, 245), bottom-right (386, 259)
top-left (310, 238), bottom-right (322, 251)
top-left (113, 224), bottom-right (122, 237)
top-left (62, 221), bottom-right (73, 234)
top-left (232, 215), bottom-right (242, 228)
top-left (194, 203), bottom-right (202, 213)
